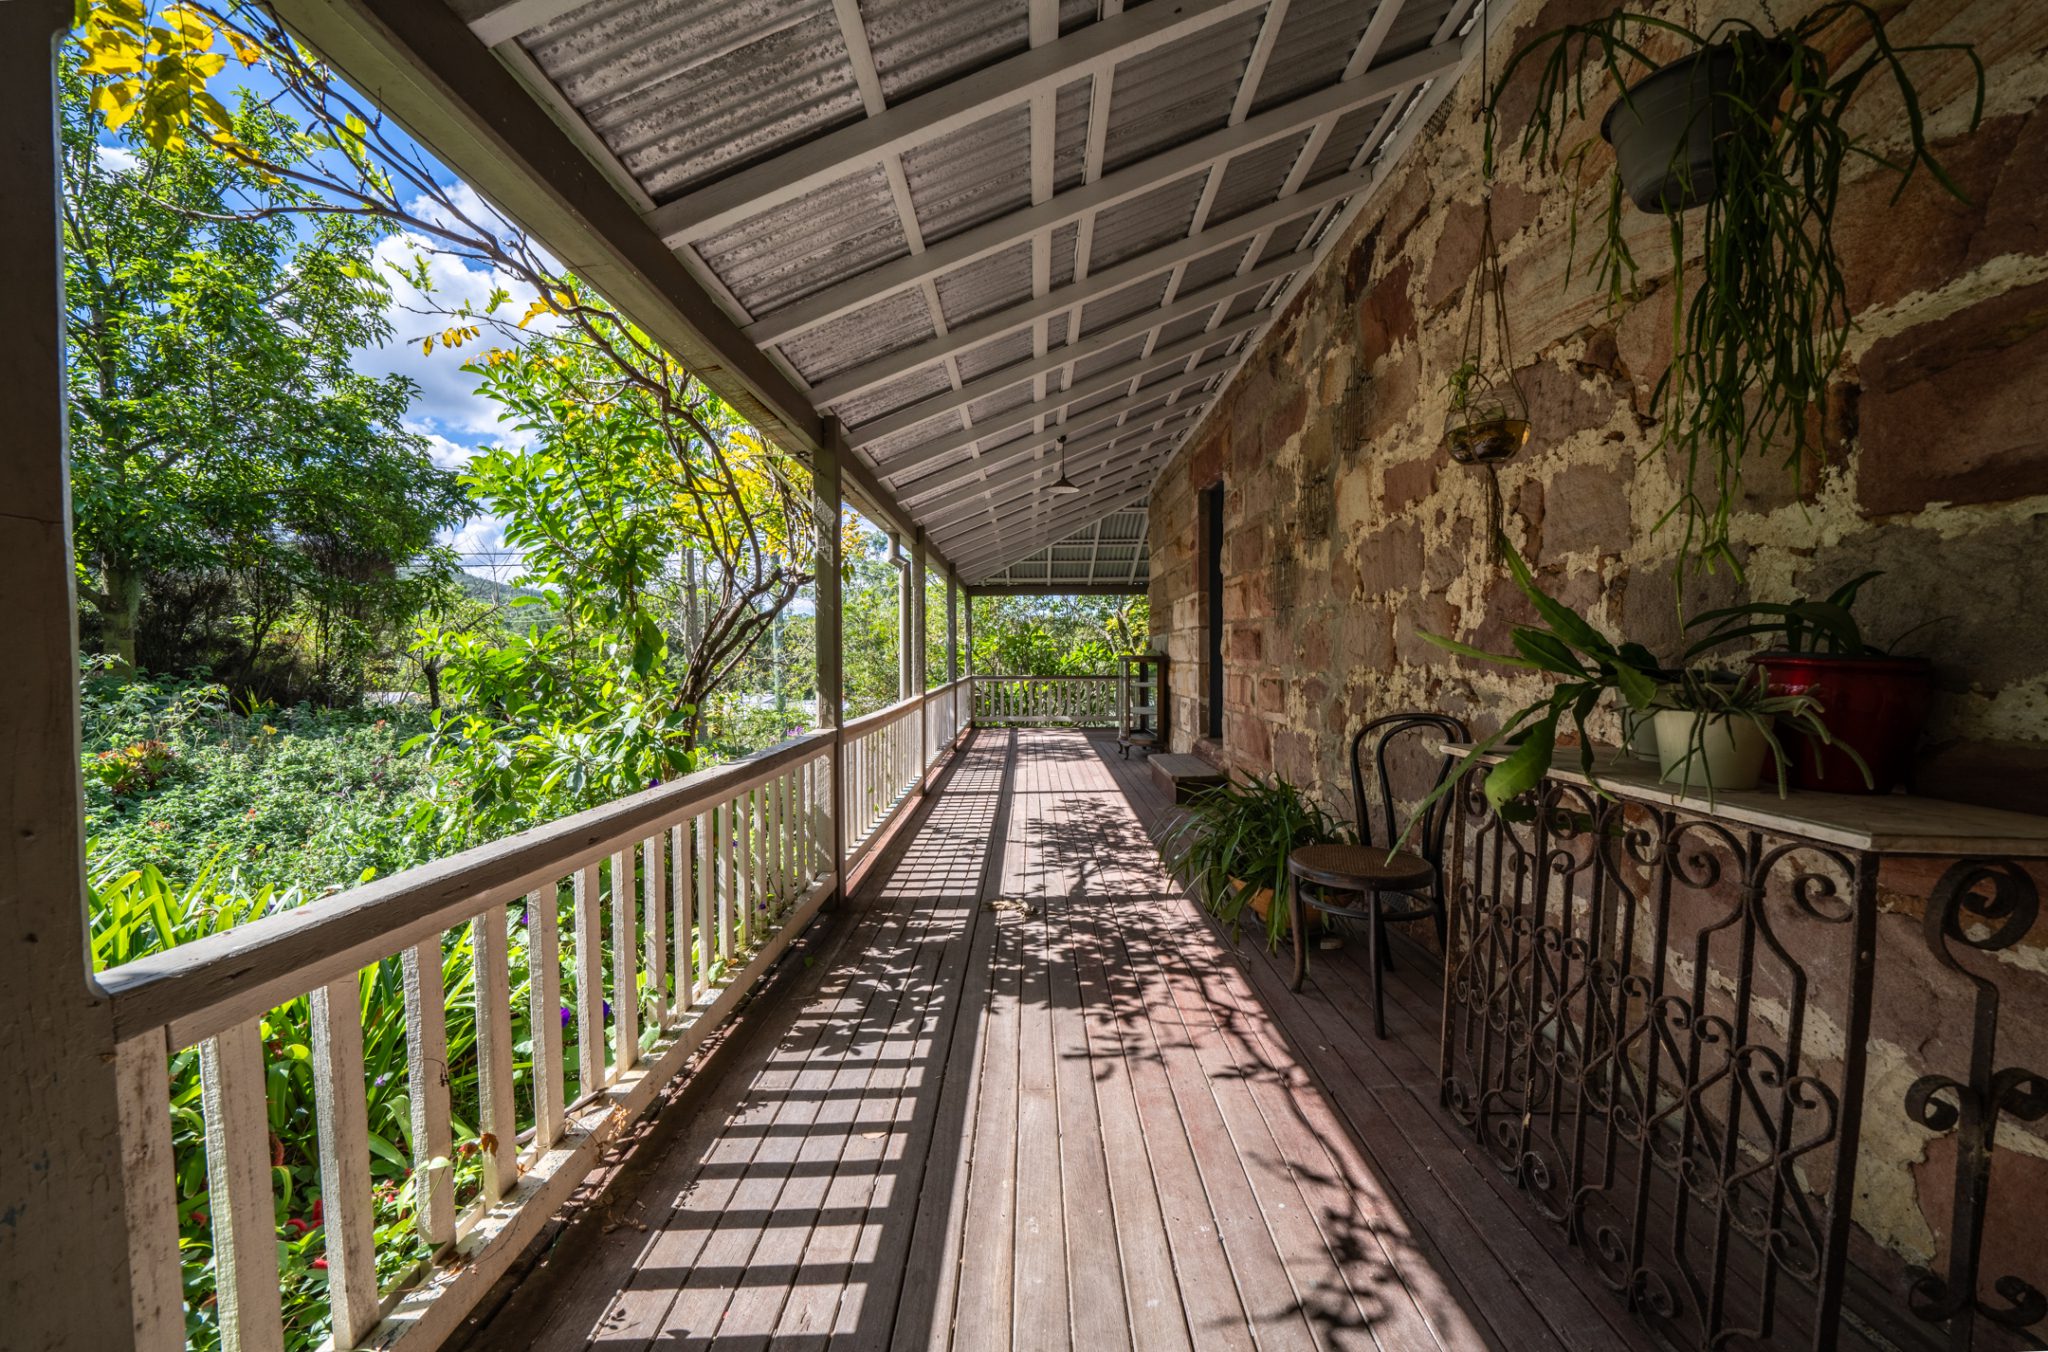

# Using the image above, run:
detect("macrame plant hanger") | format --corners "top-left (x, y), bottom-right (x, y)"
top-left (1442, 0), bottom-right (1530, 563)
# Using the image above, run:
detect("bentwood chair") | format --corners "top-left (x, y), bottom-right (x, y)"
top-left (1286, 712), bottom-right (1468, 1037)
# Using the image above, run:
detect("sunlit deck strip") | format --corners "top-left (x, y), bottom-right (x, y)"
top-left (455, 729), bottom-right (1657, 1351)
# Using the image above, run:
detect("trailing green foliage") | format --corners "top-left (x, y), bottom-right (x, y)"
top-left (1492, 5), bottom-right (1984, 577)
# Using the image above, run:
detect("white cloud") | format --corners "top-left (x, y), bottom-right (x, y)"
top-left (95, 144), bottom-right (140, 175)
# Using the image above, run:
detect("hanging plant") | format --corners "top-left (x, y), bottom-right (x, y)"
top-left (1444, 7), bottom-right (1532, 562)
top-left (1490, 4), bottom-right (1985, 576)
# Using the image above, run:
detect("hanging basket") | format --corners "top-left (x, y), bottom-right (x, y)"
top-left (1600, 37), bottom-right (1798, 212)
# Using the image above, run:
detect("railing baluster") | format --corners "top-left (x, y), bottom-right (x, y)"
top-left (643, 834), bottom-right (666, 1029)
top-left (610, 848), bottom-right (638, 1074)
top-left (116, 1030), bottom-right (183, 1352)
top-left (473, 904), bottom-right (517, 1198)
top-left (737, 787), bottom-right (754, 950)
top-left (402, 938), bottom-right (456, 1245)
top-left (573, 863), bottom-right (604, 1094)
top-left (525, 887), bottom-right (564, 1149)
top-left (718, 798), bottom-right (735, 965)
top-left (672, 822), bottom-right (695, 1011)
top-left (199, 1020), bottom-right (285, 1352)
top-left (310, 975), bottom-right (378, 1346)
top-left (696, 806), bottom-right (715, 982)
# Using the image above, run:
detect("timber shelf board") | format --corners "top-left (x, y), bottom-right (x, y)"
top-left (1446, 742), bottom-right (2048, 856)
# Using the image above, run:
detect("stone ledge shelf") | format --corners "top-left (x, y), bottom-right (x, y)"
top-left (1443, 741), bottom-right (2048, 857)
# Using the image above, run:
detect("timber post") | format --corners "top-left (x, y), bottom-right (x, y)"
top-left (0, 4), bottom-right (164, 1347)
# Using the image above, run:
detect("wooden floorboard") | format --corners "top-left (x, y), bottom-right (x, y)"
top-left (458, 727), bottom-right (1666, 1352)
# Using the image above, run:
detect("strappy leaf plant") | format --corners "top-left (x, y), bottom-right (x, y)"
top-left (1163, 775), bottom-right (1349, 950)
top-left (1490, 5), bottom-right (1985, 577)
top-left (1415, 533), bottom-right (1663, 821)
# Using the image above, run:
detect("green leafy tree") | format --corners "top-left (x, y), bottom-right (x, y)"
top-left (969, 593), bottom-right (1148, 676)
top-left (60, 54), bottom-right (465, 680)
top-left (404, 303), bottom-right (816, 842)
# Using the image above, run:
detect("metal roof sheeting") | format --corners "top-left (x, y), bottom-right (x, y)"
top-left (490, 0), bottom-right (1471, 581)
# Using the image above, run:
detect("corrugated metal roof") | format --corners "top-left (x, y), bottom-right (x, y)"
top-left (979, 509), bottom-right (1151, 588)
top-left (488, 0), bottom-right (1472, 581)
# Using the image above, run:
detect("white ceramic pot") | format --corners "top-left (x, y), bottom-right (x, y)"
top-left (1652, 710), bottom-right (1768, 792)
top-left (1620, 706), bottom-right (1660, 762)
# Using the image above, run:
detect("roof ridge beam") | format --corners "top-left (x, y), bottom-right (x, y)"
top-left (714, 40), bottom-right (1456, 344)
top-left (644, 0), bottom-right (1271, 244)
top-left (854, 311), bottom-right (1258, 452)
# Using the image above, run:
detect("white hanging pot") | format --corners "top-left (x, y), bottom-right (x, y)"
top-left (1652, 710), bottom-right (1768, 792)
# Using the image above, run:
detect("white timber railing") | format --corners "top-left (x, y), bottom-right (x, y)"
top-left (841, 677), bottom-right (970, 871)
top-left (94, 690), bottom-right (969, 1352)
top-left (97, 676), bottom-right (977, 1352)
top-left (969, 673), bottom-right (1120, 727)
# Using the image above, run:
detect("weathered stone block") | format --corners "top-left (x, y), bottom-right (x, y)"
top-left (1857, 279), bottom-right (2048, 514)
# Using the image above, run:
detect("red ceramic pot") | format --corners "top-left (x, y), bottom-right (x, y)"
top-left (1751, 653), bottom-right (1934, 794)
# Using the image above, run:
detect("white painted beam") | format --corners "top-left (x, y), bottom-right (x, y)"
top-left (854, 311), bottom-right (1257, 453)
top-left (906, 400), bottom-right (1210, 515)
top-left (801, 178), bottom-right (1349, 405)
top-left (893, 372), bottom-right (1219, 504)
top-left (926, 418), bottom-right (1188, 522)
top-left (646, 0), bottom-right (1271, 243)
top-left (733, 41), bottom-right (1459, 345)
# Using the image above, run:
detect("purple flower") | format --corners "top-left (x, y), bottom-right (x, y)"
top-left (602, 999), bottom-right (613, 1019)
top-left (558, 1005), bottom-right (573, 1028)
top-left (516, 908), bottom-right (529, 928)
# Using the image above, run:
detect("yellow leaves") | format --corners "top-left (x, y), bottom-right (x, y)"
top-left (516, 298), bottom-right (552, 330)
top-left (71, 1), bottom-right (264, 152)
top-left (421, 324), bottom-right (483, 354)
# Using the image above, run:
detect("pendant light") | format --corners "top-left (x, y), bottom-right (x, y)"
top-left (1047, 435), bottom-right (1081, 495)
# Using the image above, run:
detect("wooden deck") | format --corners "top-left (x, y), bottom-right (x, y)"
top-left (456, 728), bottom-right (1658, 1352)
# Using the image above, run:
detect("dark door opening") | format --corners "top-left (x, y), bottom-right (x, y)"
top-left (1201, 483), bottom-right (1223, 740)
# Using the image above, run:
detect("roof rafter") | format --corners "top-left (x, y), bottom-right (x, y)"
top-left (854, 311), bottom-right (1258, 453)
top-left (644, 0), bottom-right (1271, 244)
top-left (906, 399), bottom-right (1211, 514)
top-left (892, 358), bottom-right (1212, 501)
top-left (924, 417), bottom-right (1191, 528)
top-left (734, 40), bottom-right (1458, 347)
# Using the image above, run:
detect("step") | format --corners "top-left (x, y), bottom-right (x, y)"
top-left (1150, 753), bottom-right (1226, 804)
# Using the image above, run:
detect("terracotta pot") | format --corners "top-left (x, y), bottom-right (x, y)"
top-left (1752, 653), bottom-right (1933, 794)
top-left (1234, 878), bottom-right (1278, 922)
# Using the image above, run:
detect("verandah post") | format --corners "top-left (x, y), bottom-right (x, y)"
top-left (0, 4), bottom-right (163, 1346)
top-left (912, 529), bottom-right (928, 791)
top-left (945, 574), bottom-right (959, 685)
top-left (815, 422), bottom-right (846, 903)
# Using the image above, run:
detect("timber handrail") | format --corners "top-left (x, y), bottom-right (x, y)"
top-left (102, 674), bottom-right (982, 1352)
top-left (99, 726), bottom-right (833, 1048)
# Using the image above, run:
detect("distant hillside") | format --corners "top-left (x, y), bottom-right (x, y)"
top-left (453, 571), bottom-right (546, 604)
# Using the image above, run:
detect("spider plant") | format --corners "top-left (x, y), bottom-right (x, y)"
top-left (1489, 5), bottom-right (1984, 578)
top-left (1162, 774), bottom-right (1349, 950)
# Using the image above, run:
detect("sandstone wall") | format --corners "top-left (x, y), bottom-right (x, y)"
top-left (1145, 0), bottom-right (2048, 1312)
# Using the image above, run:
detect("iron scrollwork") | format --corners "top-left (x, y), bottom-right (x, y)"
top-left (1904, 859), bottom-right (2048, 1347)
top-left (1440, 770), bottom-right (1878, 1351)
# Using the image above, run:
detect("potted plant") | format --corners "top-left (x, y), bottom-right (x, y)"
top-left (1492, 9), bottom-right (1984, 576)
top-left (1649, 666), bottom-right (1855, 796)
top-left (1417, 533), bottom-right (1662, 818)
top-left (1685, 572), bottom-right (1932, 792)
top-left (1162, 774), bottom-right (1348, 950)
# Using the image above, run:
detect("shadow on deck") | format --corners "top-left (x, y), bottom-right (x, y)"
top-left (449, 728), bottom-right (1657, 1352)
